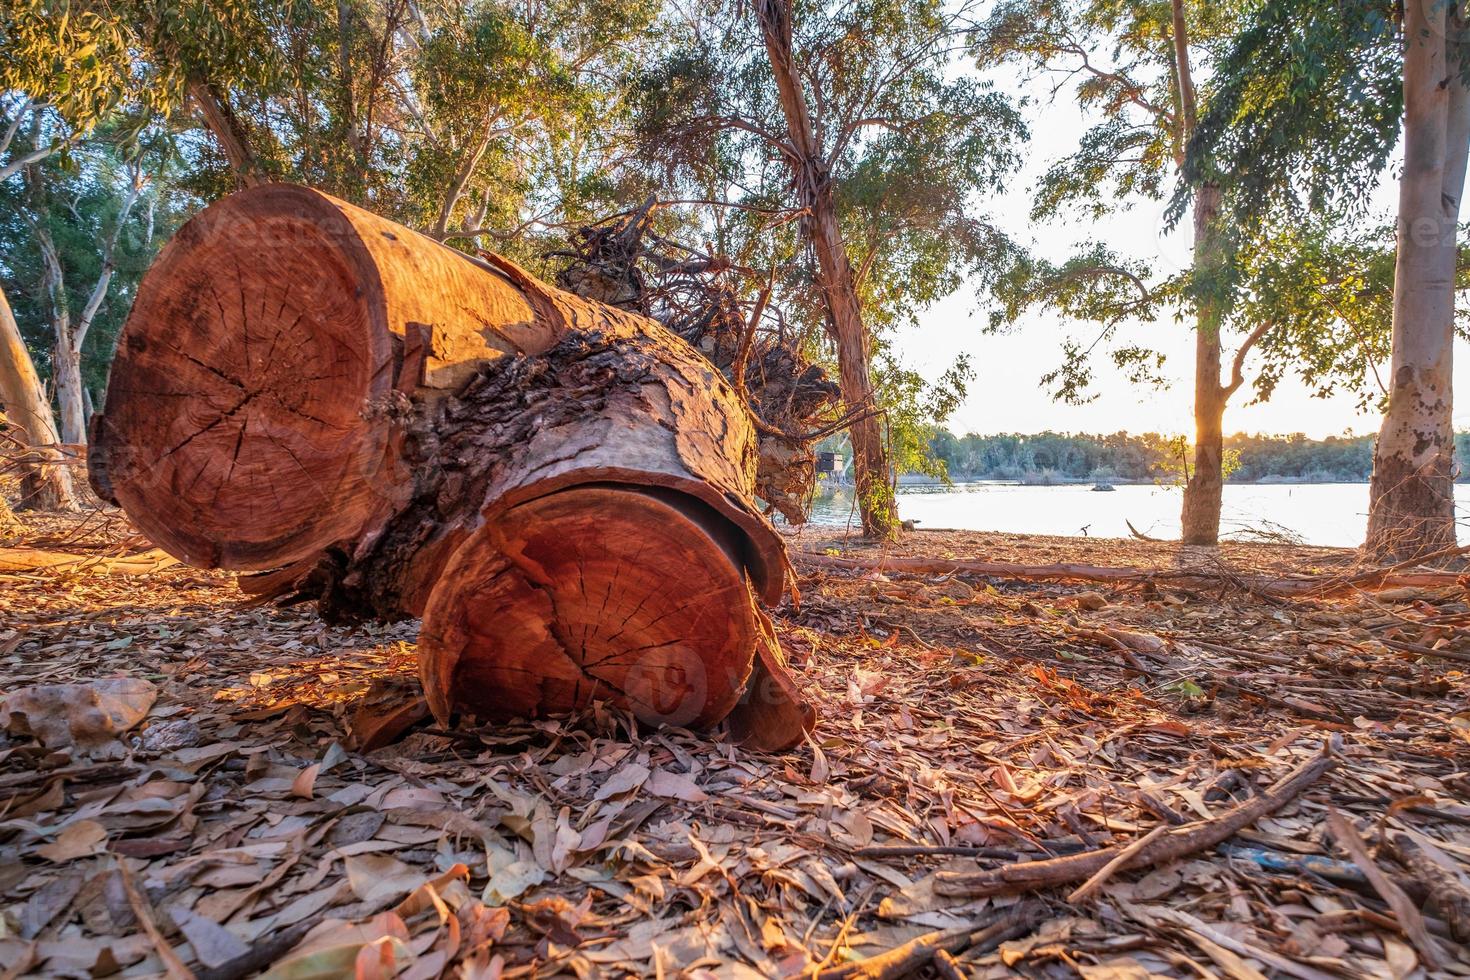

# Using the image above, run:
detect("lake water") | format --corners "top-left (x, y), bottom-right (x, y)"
top-left (804, 482), bottom-right (1470, 547)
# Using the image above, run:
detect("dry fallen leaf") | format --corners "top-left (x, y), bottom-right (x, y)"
top-left (646, 768), bottom-right (708, 803)
top-left (4, 511), bottom-right (1468, 980)
top-left (345, 854), bottom-right (424, 908)
top-left (1, 677), bottom-right (157, 755)
top-left (291, 764), bottom-right (319, 800)
top-left (37, 820), bottom-right (107, 862)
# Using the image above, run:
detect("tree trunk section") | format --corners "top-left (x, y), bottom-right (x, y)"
top-left (755, 0), bottom-right (896, 540)
top-left (1180, 184), bottom-right (1227, 546)
top-left (1365, 12), bottom-right (1466, 561)
top-left (54, 345), bottom-right (85, 448)
top-left (0, 285), bottom-right (78, 511)
top-left (92, 184), bottom-right (809, 746)
top-left (419, 486), bottom-right (758, 728)
top-left (92, 184), bottom-right (552, 570)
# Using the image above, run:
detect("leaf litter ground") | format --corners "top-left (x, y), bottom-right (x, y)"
top-left (1, 511), bottom-right (1468, 979)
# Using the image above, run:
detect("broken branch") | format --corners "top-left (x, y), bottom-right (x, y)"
top-left (935, 741), bottom-right (1336, 897)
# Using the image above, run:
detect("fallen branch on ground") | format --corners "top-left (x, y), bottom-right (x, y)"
top-left (814, 902), bottom-right (1041, 980)
top-left (795, 552), bottom-right (1465, 599)
top-left (0, 547), bottom-right (179, 576)
top-left (934, 740), bottom-right (1336, 898)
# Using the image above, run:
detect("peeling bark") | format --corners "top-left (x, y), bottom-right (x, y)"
top-left (1365, 4), bottom-right (1469, 561)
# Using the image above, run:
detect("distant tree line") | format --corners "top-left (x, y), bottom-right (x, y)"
top-left (924, 431), bottom-right (1470, 485)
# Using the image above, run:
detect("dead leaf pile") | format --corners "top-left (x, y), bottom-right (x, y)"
top-left (0, 511), bottom-right (1465, 978)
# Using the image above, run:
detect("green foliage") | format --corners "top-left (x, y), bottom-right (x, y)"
top-left (1233, 217), bottom-right (1397, 413)
top-left (4, 0), bottom-right (663, 248)
top-left (0, 120), bottom-right (193, 396)
top-left (987, 241), bottom-right (1172, 402)
top-left (1138, 432), bottom-right (1240, 486)
top-left (871, 351), bottom-right (974, 479)
top-left (2, 0), bottom-right (283, 139)
top-left (1177, 0), bottom-right (1402, 227)
top-left (1, 0), bottom-right (139, 136)
top-left (976, 0), bottom-right (1409, 419)
top-left (972, 0), bottom-right (1242, 399)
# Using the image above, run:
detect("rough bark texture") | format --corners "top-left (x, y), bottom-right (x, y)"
top-left (189, 80), bottom-right (267, 190)
top-left (93, 184), bottom-right (809, 745)
top-left (275, 262), bottom-right (785, 622)
top-left (1365, 4), bottom-right (1467, 561)
top-left (0, 285), bottom-right (78, 511)
top-left (756, 0), bottom-right (895, 540)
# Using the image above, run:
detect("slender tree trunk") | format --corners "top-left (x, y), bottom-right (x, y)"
top-left (53, 346), bottom-right (85, 448)
top-left (188, 80), bottom-right (266, 188)
top-left (1180, 183), bottom-right (1227, 545)
top-left (754, 0), bottom-right (895, 539)
top-left (1365, 7), bottom-right (1468, 561)
top-left (0, 285), bottom-right (78, 511)
top-left (1168, 0), bottom-right (1230, 546)
top-left (29, 206), bottom-right (89, 448)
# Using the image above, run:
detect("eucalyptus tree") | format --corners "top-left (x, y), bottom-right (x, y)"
top-left (1183, 0), bottom-right (1470, 560)
top-left (3, 0), bottom-right (658, 239)
top-left (0, 94), bottom-right (87, 509)
top-left (1, 122), bottom-right (187, 448)
top-left (0, 280), bottom-right (76, 509)
top-left (634, 0), bottom-right (1023, 538)
top-left (975, 0), bottom-right (1269, 546)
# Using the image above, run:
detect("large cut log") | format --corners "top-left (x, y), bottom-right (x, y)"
top-left (90, 185), bottom-right (811, 747)
top-left (91, 183), bottom-right (551, 569)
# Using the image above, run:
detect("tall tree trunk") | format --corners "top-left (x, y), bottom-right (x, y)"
top-left (1180, 183), bottom-right (1227, 545)
top-left (754, 0), bottom-right (896, 539)
top-left (53, 345), bottom-right (85, 448)
top-left (26, 159), bottom-right (90, 448)
top-left (1365, 7), bottom-right (1468, 561)
top-left (35, 217), bottom-right (87, 447)
top-left (1170, 0), bottom-right (1231, 547)
top-left (0, 285), bottom-right (78, 511)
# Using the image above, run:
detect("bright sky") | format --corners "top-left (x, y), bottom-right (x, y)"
top-left (897, 80), bottom-right (1470, 440)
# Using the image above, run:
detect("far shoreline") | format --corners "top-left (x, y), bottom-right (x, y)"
top-left (857, 476), bottom-right (1470, 488)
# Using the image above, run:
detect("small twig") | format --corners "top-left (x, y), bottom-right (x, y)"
top-left (813, 903), bottom-right (1040, 980)
top-left (852, 841), bottom-right (1088, 860)
top-left (1381, 637), bottom-right (1470, 666)
top-left (931, 950), bottom-right (967, 980)
top-left (1386, 831), bottom-right (1470, 942)
top-left (1067, 824), bottom-right (1167, 902)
